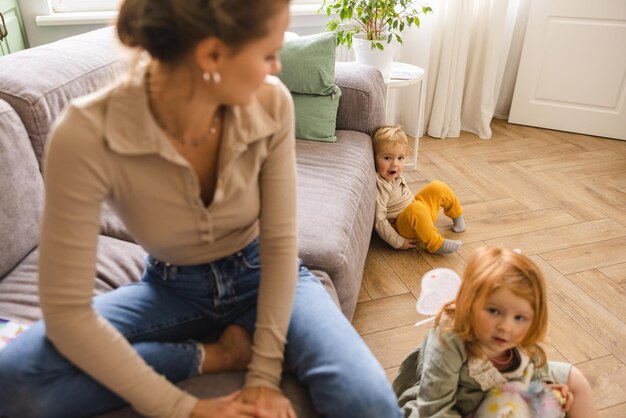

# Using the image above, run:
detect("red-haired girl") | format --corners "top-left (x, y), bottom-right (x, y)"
top-left (393, 247), bottom-right (598, 418)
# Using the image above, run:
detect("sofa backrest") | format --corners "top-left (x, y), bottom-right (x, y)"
top-left (0, 26), bottom-right (130, 168)
top-left (334, 62), bottom-right (386, 136)
top-left (0, 100), bottom-right (44, 278)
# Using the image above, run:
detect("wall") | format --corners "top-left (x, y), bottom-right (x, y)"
top-left (17, 1), bottom-right (432, 134)
top-left (20, 1), bottom-right (328, 47)
top-left (18, 0), bottom-right (109, 47)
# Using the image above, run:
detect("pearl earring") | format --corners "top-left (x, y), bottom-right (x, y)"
top-left (202, 71), bottom-right (222, 84)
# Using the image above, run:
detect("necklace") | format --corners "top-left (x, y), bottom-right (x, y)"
top-left (145, 68), bottom-right (222, 147)
top-left (161, 110), bottom-right (221, 147)
top-left (489, 349), bottom-right (514, 366)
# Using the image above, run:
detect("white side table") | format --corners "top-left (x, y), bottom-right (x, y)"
top-left (384, 62), bottom-right (425, 170)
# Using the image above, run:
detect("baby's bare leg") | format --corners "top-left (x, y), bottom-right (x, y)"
top-left (201, 324), bottom-right (252, 373)
top-left (565, 366), bottom-right (598, 418)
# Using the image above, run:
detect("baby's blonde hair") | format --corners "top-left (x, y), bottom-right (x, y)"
top-left (372, 125), bottom-right (408, 154)
top-left (436, 247), bottom-right (549, 366)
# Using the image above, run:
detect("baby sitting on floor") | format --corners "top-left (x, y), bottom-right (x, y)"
top-left (372, 125), bottom-right (465, 254)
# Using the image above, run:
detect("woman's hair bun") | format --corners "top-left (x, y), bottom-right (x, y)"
top-left (116, 0), bottom-right (290, 62)
top-left (117, 0), bottom-right (185, 61)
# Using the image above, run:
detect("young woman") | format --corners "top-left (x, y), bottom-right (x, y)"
top-left (0, 1), bottom-right (401, 417)
top-left (393, 247), bottom-right (598, 418)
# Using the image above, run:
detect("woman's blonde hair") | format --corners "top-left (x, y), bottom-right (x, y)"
top-left (372, 125), bottom-right (408, 154)
top-left (436, 247), bottom-right (549, 366)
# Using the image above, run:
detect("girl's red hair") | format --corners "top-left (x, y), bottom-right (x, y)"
top-left (436, 247), bottom-right (549, 366)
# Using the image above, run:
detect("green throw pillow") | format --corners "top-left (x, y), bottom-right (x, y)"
top-left (279, 32), bottom-right (341, 142)
top-left (279, 32), bottom-right (337, 96)
top-left (292, 86), bottom-right (342, 143)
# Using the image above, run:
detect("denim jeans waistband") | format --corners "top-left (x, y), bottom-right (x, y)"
top-left (143, 237), bottom-right (261, 305)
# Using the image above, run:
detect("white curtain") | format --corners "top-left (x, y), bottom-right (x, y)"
top-left (423, 0), bottom-right (530, 139)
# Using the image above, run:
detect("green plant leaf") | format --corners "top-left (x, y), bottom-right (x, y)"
top-left (318, 0), bottom-right (432, 49)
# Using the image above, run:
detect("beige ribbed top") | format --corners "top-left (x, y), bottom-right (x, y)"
top-left (38, 67), bottom-right (298, 418)
top-left (374, 174), bottom-right (414, 249)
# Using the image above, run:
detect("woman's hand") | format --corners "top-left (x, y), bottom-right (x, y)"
top-left (236, 386), bottom-right (296, 418)
top-left (549, 383), bottom-right (574, 412)
top-left (400, 239), bottom-right (417, 249)
top-left (191, 391), bottom-right (258, 418)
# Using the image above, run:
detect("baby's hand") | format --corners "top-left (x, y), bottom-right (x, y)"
top-left (400, 239), bottom-right (417, 250)
top-left (549, 383), bottom-right (574, 412)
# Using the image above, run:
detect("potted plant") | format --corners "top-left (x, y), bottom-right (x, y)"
top-left (319, 0), bottom-right (432, 78)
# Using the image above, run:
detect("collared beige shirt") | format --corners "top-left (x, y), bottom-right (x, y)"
top-left (375, 173), bottom-right (414, 248)
top-left (38, 65), bottom-right (298, 418)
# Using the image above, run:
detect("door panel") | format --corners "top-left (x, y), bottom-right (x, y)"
top-left (0, 0), bottom-right (28, 56)
top-left (509, 0), bottom-right (626, 140)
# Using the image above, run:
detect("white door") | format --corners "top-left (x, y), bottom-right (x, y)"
top-left (509, 0), bottom-right (626, 141)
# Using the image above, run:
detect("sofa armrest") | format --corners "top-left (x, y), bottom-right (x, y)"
top-left (334, 62), bottom-right (386, 136)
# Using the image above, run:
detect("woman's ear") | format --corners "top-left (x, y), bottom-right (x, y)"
top-left (195, 37), bottom-right (224, 73)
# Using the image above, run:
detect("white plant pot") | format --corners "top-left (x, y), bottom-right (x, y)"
top-left (352, 36), bottom-right (397, 80)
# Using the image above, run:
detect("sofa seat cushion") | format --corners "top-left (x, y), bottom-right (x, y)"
top-left (295, 129), bottom-right (376, 319)
top-left (0, 100), bottom-right (44, 278)
top-left (97, 372), bottom-right (319, 418)
top-left (0, 235), bottom-right (146, 324)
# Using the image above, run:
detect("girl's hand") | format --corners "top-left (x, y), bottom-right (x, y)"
top-left (400, 239), bottom-right (417, 249)
top-left (549, 383), bottom-right (574, 412)
top-left (236, 386), bottom-right (296, 418)
top-left (191, 391), bottom-right (258, 418)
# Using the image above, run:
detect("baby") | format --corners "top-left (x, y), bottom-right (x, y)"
top-left (373, 125), bottom-right (464, 254)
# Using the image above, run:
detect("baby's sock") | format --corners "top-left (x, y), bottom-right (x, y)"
top-left (434, 239), bottom-right (462, 254)
top-left (452, 215), bottom-right (465, 233)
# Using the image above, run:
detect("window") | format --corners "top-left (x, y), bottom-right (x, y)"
top-left (50, 0), bottom-right (318, 13)
top-left (49, 0), bottom-right (121, 13)
top-left (40, 1), bottom-right (321, 27)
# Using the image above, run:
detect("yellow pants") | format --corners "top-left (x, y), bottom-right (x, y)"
top-left (394, 181), bottom-right (463, 252)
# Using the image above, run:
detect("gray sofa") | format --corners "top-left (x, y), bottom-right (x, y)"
top-left (0, 27), bottom-right (386, 417)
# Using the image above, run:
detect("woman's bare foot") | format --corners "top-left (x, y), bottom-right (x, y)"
top-left (218, 324), bottom-right (253, 370)
top-left (201, 324), bottom-right (252, 373)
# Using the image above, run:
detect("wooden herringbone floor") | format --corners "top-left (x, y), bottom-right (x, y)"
top-left (353, 119), bottom-right (626, 417)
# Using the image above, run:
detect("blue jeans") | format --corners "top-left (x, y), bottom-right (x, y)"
top-left (0, 238), bottom-right (401, 418)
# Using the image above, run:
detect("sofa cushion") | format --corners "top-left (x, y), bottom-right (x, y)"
top-left (0, 100), bottom-right (44, 279)
top-left (292, 89), bottom-right (341, 142)
top-left (279, 32), bottom-right (341, 142)
top-left (97, 372), bottom-right (319, 418)
top-left (295, 129), bottom-right (376, 319)
top-left (0, 26), bottom-right (129, 168)
top-left (0, 27), bottom-right (136, 243)
top-left (0, 235), bottom-right (146, 324)
top-left (279, 32), bottom-right (337, 96)
top-left (335, 61), bottom-right (387, 136)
